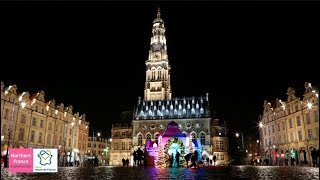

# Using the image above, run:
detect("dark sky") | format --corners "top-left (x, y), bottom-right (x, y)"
top-left (2, 1), bottom-right (319, 138)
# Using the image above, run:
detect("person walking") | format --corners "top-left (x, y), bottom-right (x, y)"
top-left (213, 154), bottom-right (217, 166)
top-left (311, 148), bottom-right (318, 167)
top-left (299, 148), bottom-right (304, 166)
top-left (176, 150), bottom-right (180, 167)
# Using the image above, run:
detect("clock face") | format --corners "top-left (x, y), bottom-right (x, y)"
top-left (153, 53), bottom-right (160, 59)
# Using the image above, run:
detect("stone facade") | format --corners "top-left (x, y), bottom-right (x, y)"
top-left (259, 82), bottom-right (319, 165)
top-left (88, 136), bottom-right (109, 166)
top-left (109, 123), bottom-right (132, 166)
top-left (109, 8), bottom-right (229, 167)
top-left (1, 81), bottom-right (89, 166)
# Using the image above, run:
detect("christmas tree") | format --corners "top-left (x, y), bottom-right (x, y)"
top-left (156, 135), bottom-right (166, 167)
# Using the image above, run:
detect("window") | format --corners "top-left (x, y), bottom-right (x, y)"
top-left (21, 114), bottom-right (26, 123)
top-left (296, 116), bottom-right (301, 126)
top-left (122, 142), bottom-right (125, 150)
top-left (68, 138), bottom-right (71, 147)
top-left (215, 140), bottom-right (224, 150)
top-left (200, 133), bottom-right (205, 145)
top-left (306, 113), bottom-right (311, 124)
top-left (48, 122), bottom-right (52, 130)
top-left (40, 120), bottom-right (44, 128)
top-left (69, 128), bottom-right (72, 135)
top-left (154, 133), bottom-right (159, 144)
top-left (47, 134), bottom-right (51, 145)
top-left (282, 121), bottom-right (285, 130)
top-left (272, 124), bottom-right (275, 133)
top-left (315, 127), bottom-right (319, 138)
top-left (88, 143), bottom-right (91, 148)
top-left (272, 137), bottom-right (275, 144)
top-left (314, 111), bottom-right (319, 122)
top-left (18, 128), bottom-right (25, 141)
top-left (278, 136), bottom-right (281, 143)
top-left (60, 125), bottom-right (62, 132)
top-left (146, 134), bottom-right (151, 141)
top-left (38, 132), bottom-right (43, 143)
top-left (298, 131), bottom-right (303, 141)
top-left (30, 131), bottom-right (35, 142)
top-left (59, 136), bottom-right (62, 145)
top-left (129, 142), bottom-right (131, 150)
top-left (191, 132), bottom-right (196, 140)
top-left (264, 128), bottom-right (266, 135)
top-left (220, 154), bottom-right (224, 160)
top-left (307, 129), bottom-right (313, 140)
top-left (290, 132), bottom-right (294, 142)
top-left (138, 134), bottom-right (142, 146)
top-left (4, 109), bottom-right (9, 119)
top-left (32, 118), bottom-right (37, 126)
top-left (277, 123), bottom-right (280, 131)
top-left (295, 105), bottom-right (299, 112)
top-left (289, 119), bottom-right (292, 128)
top-left (114, 142), bottom-right (118, 150)
top-left (115, 132), bottom-right (119, 137)
top-left (2, 124), bottom-right (7, 135)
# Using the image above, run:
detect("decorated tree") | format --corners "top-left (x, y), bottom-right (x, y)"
top-left (156, 135), bottom-right (166, 167)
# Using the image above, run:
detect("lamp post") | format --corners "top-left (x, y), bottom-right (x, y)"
top-left (235, 132), bottom-right (244, 149)
top-left (26, 99), bottom-right (36, 148)
top-left (235, 132), bottom-right (245, 165)
top-left (91, 131), bottom-right (100, 166)
top-left (4, 99), bottom-right (16, 168)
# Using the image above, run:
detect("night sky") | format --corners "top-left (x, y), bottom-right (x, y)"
top-left (2, 2), bottom-right (319, 138)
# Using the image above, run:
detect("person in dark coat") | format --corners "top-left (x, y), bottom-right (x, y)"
top-left (213, 154), bottom-right (217, 166)
top-left (133, 150), bottom-right (137, 167)
top-left (136, 147), bottom-right (143, 167)
top-left (185, 153), bottom-right (192, 168)
top-left (176, 150), bottom-right (180, 167)
top-left (311, 148), bottom-right (318, 167)
top-left (126, 158), bottom-right (129, 167)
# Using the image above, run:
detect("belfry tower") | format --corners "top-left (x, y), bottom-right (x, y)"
top-left (144, 7), bottom-right (172, 101)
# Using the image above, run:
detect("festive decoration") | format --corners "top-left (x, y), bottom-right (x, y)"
top-left (164, 137), bottom-right (186, 167)
top-left (156, 135), bottom-right (166, 167)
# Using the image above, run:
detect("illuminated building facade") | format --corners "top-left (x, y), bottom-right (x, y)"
top-left (259, 82), bottom-right (319, 165)
top-left (1, 82), bottom-right (89, 166)
top-left (110, 7), bottom-right (229, 167)
top-left (109, 122), bottom-right (132, 166)
top-left (88, 136), bottom-right (109, 166)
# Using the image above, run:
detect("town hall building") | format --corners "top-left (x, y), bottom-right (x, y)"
top-left (109, 7), bottom-right (229, 167)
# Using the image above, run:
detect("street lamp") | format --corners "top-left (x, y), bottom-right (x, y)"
top-left (235, 132), bottom-right (244, 149)
top-left (26, 99), bottom-right (36, 148)
top-left (91, 131), bottom-right (101, 165)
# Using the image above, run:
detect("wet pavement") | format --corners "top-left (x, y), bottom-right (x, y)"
top-left (1, 166), bottom-right (319, 180)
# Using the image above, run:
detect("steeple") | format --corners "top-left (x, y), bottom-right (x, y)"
top-left (144, 6), bottom-right (172, 101)
top-left (153, 5), bottom-right (163, 23)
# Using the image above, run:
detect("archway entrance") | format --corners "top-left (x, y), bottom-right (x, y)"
top-left (165, 137), bottom-right (185, 167)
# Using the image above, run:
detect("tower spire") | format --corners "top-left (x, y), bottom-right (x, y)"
top-left (144, 6), bottom-right (172, 101)
top-left (157, 5), bottom-right (161, 19)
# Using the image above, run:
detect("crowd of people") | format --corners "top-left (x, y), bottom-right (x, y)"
top-left (257, 147), bottom-right (320, 167)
